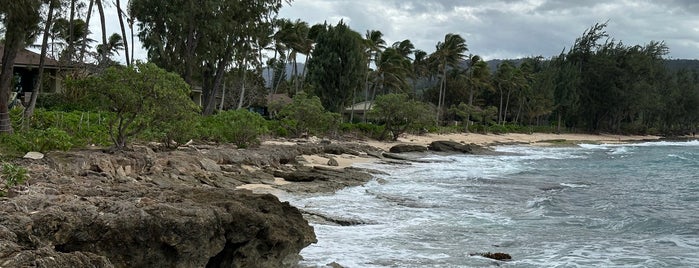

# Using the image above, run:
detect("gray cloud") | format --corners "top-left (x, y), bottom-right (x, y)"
top-left (279, 0), bottom-right (699, 59)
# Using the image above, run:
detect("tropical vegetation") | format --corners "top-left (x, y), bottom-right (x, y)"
top-left (1, 1), bottom-right (698, 156)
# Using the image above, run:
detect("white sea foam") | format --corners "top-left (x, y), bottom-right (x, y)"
top-left (289, 143), bottom-right (699, 267)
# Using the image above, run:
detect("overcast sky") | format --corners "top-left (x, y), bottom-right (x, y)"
top-left (276, 0), bottom-right (699, 60)
top-left (102, 0), bottom-right (699, 63)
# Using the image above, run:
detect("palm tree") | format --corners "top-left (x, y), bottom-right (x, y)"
top-left (288, 19), bottom-right (310, 93)
top-left (115, 0), bottom-right (130, 65)
top-left (78, 0), bottom-right (94, 62)
top-left (95, 0), bottom-right (107, 62)
top-left (0, 0), bottom-right (43, 134)
top-left (51, 18), bottom-right (94, 62)
top-left (392, 39), bottom-right (414, 59)
top-left (494, 61), bottom-right (517, 124)
top-left (433, 33), bottom-right (468, 123)
top-left (96, 33), bottom-right (124, 63)
top-left (271, 18), bottom-right (292, 94)
top-left (374, 47), bottom-right (411, 95)
top-left (25, 0), bottom-right (60, 122)
top-left (411, 49), bottom-right (428, 95)
top-left (361, 30), bottom-right (386, 122)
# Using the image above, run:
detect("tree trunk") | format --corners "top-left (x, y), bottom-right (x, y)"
top-left (66, 0), bottom-right (75, 62)
top-left (79, 0), bottom-right (94, 62)
top-left (237, 60), bottom-right (248, 110)
top-left (503, 89), bottom-right (512, 125)
top-left (0, 32), bottom-right (25, 134)
top-left (436, 64), bottom-right (447, 124)
top-left (116, 0), bottom-right (130, 65)
top-left (299, 53), bottom-right (310, 91)
top-left (96, 0), bottom-right (107, 62)
top-left (498, 86), bottom-right (504, 125)
top-left (24, 0), bottom-right (56, 123)
top-left (203, 58), bottom-right (229, 115)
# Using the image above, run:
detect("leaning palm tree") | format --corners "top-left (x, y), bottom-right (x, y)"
top-left (361, 29), bottom-right (386, 122)
top-left (392, 39), bottom-right (415, 59)
top-left (433, 33), bottom-right (468, 123)
top-left (96, 33), bottom-right (124, 64)
top-left (25, 0), bottom-right (60, 122)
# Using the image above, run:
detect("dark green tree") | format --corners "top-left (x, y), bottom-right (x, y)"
top-left (130, 0), bottom-right (286, 115)
top-left (306, 21), bottom-right (367, 113)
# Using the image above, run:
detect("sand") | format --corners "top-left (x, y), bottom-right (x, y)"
top-left (363, 132), bottom-right (659, 151)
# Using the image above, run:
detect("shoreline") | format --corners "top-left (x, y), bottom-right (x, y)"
top-left (237, 132), bottom-right (662, 195)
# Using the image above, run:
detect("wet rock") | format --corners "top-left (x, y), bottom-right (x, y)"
top-left (472, 252), bottom-right (512, 261)
top-left (389, 144), bottom-right (427, 153)
top-left (428, 140), bottom-right (486, 154)
top-left (326, 261), bottom-right (345, 268)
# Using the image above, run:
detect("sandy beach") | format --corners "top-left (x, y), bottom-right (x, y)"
top-left (363, 132), bottom-right (660, 151)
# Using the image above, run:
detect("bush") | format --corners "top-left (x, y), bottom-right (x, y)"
top-left (198, 110), bottom-right (269, 148)
top-left (27, 109), bottom-right (112, 146)
top-left (87, 62), bottom-right (200, 149)
top-left (0, 162), bottom-right (28, 197)
top-left (368, 93), bottom-right (436, 141)
top-left (277, 92), bottom-right (340, 137)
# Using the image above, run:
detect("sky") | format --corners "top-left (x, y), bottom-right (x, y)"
top-left (275, 0), bottom-right (699, 60)
top-left (99, 0), bottom-right (699, 63)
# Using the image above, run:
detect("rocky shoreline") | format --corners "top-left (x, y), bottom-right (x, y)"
top-left (3, 134), bottom-right (637, 267)
top-left (0, 139), bottom-right (399, 267)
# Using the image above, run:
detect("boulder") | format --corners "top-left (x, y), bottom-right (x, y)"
top-left (389, 144), bottom-right (428, 153)
top-left (327, 158), bottom-right (339, 166)
top-left (199, 158), bottom-right (221, 172)
top-left (428, 140), bottom-right (486, 154)
top-left (0, 184), bottom-right (315, 268)
top-left (23, 151), bottom-right (44, 160)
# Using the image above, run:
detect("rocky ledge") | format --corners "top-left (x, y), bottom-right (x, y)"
top-left (0, 140), bottom-right (383, 267)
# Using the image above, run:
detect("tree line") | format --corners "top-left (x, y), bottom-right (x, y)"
top-left (1, 0), bottom-right (698, 141)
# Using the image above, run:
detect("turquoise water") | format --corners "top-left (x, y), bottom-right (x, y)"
top-left (285, 141), bottom-right (699, 267)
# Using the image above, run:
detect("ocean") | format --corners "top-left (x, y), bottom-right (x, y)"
top-left (282, 140), bottom-right (699, 268)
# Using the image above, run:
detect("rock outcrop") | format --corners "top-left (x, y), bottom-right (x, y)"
top-left (428, 140), bottom-right (488, 154)
top-left (1, 140), bottom-right (382, 267)
top-left (389, 144), bottom-right (428, 153)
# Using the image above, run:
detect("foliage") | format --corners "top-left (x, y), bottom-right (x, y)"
top-left (198, 110), bottom-right (268, 148)
top-left (306, 21), bottom-right (367, 112)
top-left (130, 0), bottom-right (285, 115)
top-left (0, 162), bottom-right (28, 197)
top-left (87, 62), bottom-right (199, 149)
top-left (368, 93), bottom-right (435, 141)
top-left (0, 109), bottom-right (113, 155)
top-left (277, 91), bottom-right (340, 137)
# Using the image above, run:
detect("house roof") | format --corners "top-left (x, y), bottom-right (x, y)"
top-left (0, 45), bottom-right (63, 69)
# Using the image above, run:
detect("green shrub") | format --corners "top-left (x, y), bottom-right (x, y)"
top-left (367, 93), bottom-right (436, 141)
top-left (199, 110), bottom-right (269, 148)
top-left (27, 109), bottom-right (112, 146)
top-left (87, 62), bottom-right (200, 149)
top-left (0, 162), bottom-right (28, 197)
top-left (277, 92), bottom-right (340, 137)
